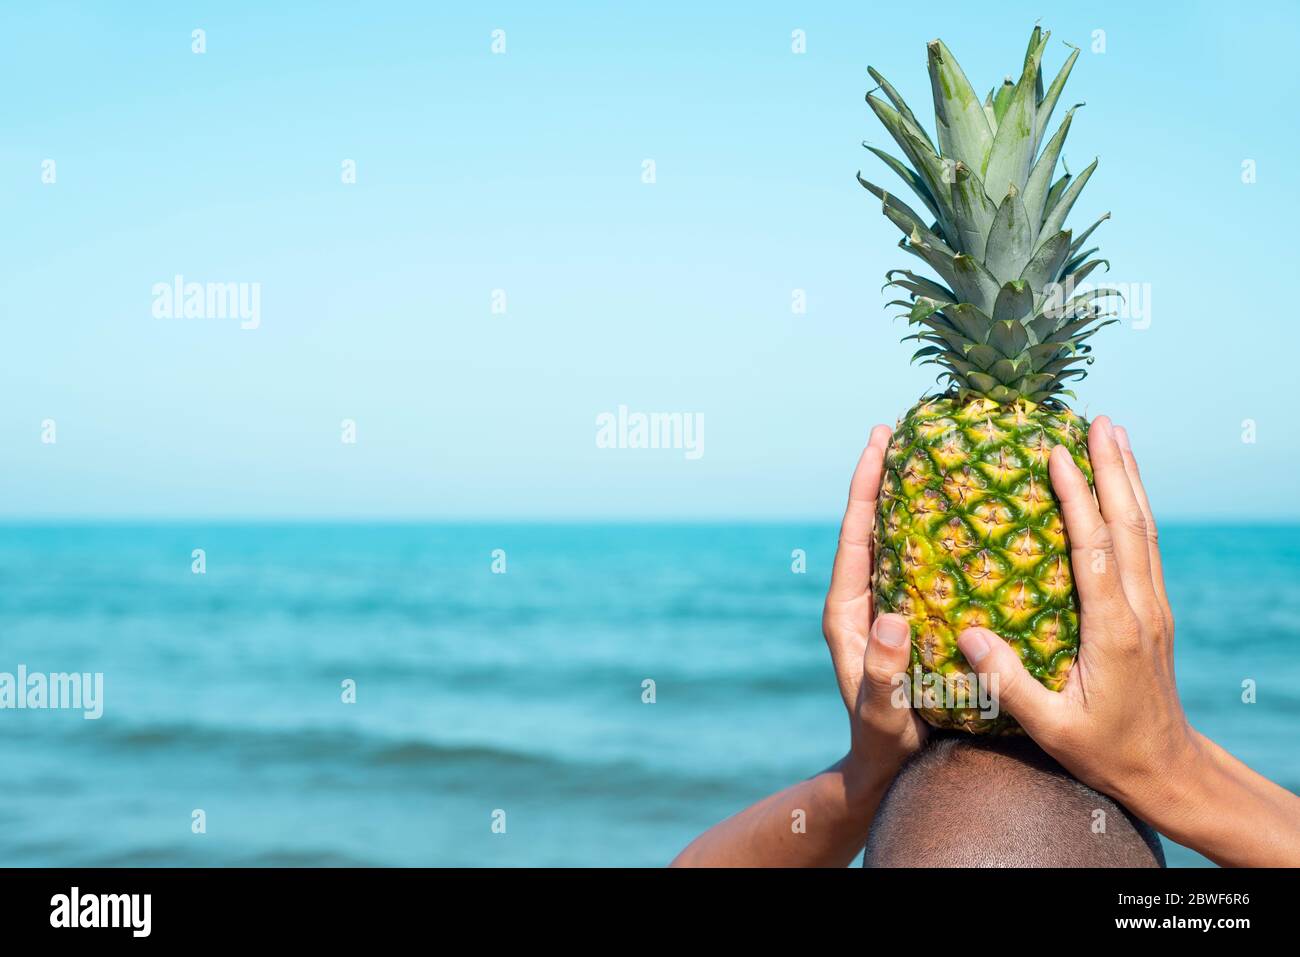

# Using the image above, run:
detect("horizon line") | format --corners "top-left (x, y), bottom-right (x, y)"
top-left (0, 515), bottom-right (1296, 526)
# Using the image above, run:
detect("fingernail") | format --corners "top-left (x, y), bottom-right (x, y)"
top-left (957, 628), bottom-right (991, 664)
top-left (1098, 416), bottom-right (1115, 441)
top-left (1051, 443), bottom-right (1083, 476)
top-left (1113, 425), bottom-right (1131, 451)
top-left (875, 615), bottom-right (909, 649)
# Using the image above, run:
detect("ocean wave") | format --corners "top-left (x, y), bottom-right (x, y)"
top-left (282, 658), bottom-right (832, 697)
top-left (99, 721), bottom-right (558, 769)
top-left (66, 719), bottom-right (761, 803)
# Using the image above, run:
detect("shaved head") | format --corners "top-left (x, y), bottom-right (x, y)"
top-left (865, 734), bottom-right (1165, 867)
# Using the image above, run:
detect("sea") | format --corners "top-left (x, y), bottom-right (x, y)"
top-left (1, 522), bottom-right (1296, 868)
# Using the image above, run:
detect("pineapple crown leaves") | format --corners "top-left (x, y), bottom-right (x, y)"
top-left (860, 26), bottom-right (1117, 406)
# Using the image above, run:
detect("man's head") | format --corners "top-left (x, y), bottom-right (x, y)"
top-left (864, 734), bottom-right (1166, 867)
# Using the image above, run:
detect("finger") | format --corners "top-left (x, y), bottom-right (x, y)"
top-left (827, 425), bottom-right (892, 604)
top-left (1048, 444), bottom-right (1128, 611)
top-left (859, 614), bottom-right (914, 727)
top-left (1088, 416), bottom-right (1161, 623)
top-left (1112, 426), bottom-right (1173, 637)
top-left (957, 628), bottom-right (1064, 740)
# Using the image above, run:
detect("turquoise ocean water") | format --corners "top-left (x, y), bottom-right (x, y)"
top-left (0, 523), bottom-right (1295, 867)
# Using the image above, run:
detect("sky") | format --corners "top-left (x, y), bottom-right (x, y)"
top-left (2, 0), bottom-right (1297, 520)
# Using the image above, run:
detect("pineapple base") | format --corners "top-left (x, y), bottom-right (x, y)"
top-left (872, 396), bottom-right (1092, 734)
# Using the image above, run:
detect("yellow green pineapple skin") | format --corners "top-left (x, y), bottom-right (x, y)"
top-left (873, 396), bottom-right (1093, 734)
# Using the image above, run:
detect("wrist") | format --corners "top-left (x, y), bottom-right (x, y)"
top-left (839, 749), bottom-right (894, 814)
top-left (1118, 723), bottom-right (1213, 836)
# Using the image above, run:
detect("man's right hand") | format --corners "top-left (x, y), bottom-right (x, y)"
top-left (954, 416), bottom-right (1197, 811)
top-left (953, 416), bottom-right (1300, 866)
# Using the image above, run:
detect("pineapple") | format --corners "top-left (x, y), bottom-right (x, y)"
top-left (862, 27), bottom-right (1117, 733)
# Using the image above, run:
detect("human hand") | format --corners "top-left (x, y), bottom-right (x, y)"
top-left (953, 416), bottom-right (1200, 817)
top-left (822, 424), bottom-right (928, 798)
top-left (670, 430), bottom-right (929, 869)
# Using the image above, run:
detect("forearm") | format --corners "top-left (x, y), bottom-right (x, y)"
top-left (670, 755), bottom-right (888, 867)
top-left (1133, 731), bottom-right (1300, 867)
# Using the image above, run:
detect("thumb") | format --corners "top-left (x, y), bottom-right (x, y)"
top-left (956, 628), bottom-right (1062, 736)
top-left (861, 614), bottom-right (913, 713)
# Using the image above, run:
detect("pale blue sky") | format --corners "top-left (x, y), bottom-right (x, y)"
top-left (2, 1), bottom-right (1297, 519)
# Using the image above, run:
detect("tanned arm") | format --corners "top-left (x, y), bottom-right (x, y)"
top-left (672, 426), bottom-right (928, 867)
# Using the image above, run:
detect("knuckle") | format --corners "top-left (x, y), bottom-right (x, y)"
top-left (1117, 508), bottom-right (1148, 539)
top-left (1088, 525), bottom-right (1116, 554)
top-left (1097, 455), bottom-right (1127, 478)
top-left (1112, 615), bottom-right (1143, 652)
top-left (1076, 526), bottom-right (1116, 569)
top-left (1136, 610), bottom-right (1165, 644)
top-left (980, 639), bottom-right (1009, 672)
top-left (991, 663), bottom-right (1021, 701)
top-left (837, 513), bottom-right (873, 549)
top-left (863, 660), bottom-right (898, 689)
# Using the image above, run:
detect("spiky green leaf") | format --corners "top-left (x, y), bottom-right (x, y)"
top-left (985, 185), bottom-right (1035, 281)
top-left (1023, 105), bottom-right (1080, 229)
top-left (991, 77), bottom-right (1016, 124)
top-left (982, 30), bottom-right (1048, 199)
top-left (927, 40), bottom-right (994, 171)
top-left (884, 269), bottom-right (956, 303)
top-left (868, 67), bottom-right (934, 148)
top-left (942, 302), bottom-right (993, 343)
top-left (1037, 158), bottom-right (1098, 251)
top-left (951, 254), bottom-right (1001, 313)
top-left (863, 146), bottom-right (944, 224)
top-left (1035, 44), bottom-right (1080, 148)
top-left (988, 318), bottom-right (1030, 358)
top-left (992, 281), bottom-right (1035, 325)
top-left (1019, 229), bottom-right (1072, 292)
top-left (1069, 212), bottom-right (1110, 255)
top-left (947, 161), bottom-right (997, 258)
